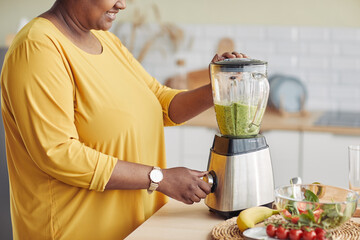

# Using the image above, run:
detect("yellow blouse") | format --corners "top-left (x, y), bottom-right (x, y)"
top-left (1, 18), bottom-right (183, 240)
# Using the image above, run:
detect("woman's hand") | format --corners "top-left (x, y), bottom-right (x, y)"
top-left (157, 167), bottom-right (211, 204)
top-left (105, 162), bottom-right (210, 204)
top-left (167, 51), bottom-right (249, 124)
top-left (211, 51), bottom-right (249, 63)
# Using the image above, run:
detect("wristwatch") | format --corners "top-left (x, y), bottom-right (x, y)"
top-left (147, 166), bottom-right (163, 194)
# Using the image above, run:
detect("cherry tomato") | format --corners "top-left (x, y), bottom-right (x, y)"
top-left (282, 209), bottom-right (292, 219)
top-left (291, 215), bottom-right (300, 224)
top-left (297, 202), bottom-right (308, 213)
top-left (315, 227), bottom-right (327, 237)
top-left (266, 224), bottom-right (277, 237)
top-left (303, 230), bottom-right (317, 240)
top-left (276, 226), bottom-right (290, 239)
top-left (289, 229), bottom-right (303, 240)
top-left (313, 209), bottom-right (324, 223)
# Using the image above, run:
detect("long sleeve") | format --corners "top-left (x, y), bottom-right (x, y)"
top-left (2, 40), bottom-right (117, 191)
top-left (1, 18), bottom-right (170, 239)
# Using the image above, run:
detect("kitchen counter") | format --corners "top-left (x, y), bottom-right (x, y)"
top-left (125, 198), bottom-right (360, 240)
top-left (125, 199), bottom-right (223, 240)
top-left (186, 108), bottom-right (360, 136)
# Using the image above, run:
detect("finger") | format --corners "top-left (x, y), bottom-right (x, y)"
top-left (231, 51), bottom-right (243, 58)
top-left (240, 52), bottom-right (249, 58)
top-left (221, 52), bottom-right (237, 59)
top-left (232, 51), bottom-right (250, 58)
top-left (189, 169), bottom-right (209, 178)
top-left (197, 178), bottom-right (212, 195)
top-left (184, 199), bottom-right (194, 205)
top-left (190, 194), bottom-right (201, 203)
top-left (194, 186), bottom-right (208, 199)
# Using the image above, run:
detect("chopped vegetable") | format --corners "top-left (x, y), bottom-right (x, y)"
top-left (281, 187), bottom-right (354, 229)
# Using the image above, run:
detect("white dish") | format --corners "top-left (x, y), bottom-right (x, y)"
top-left (242, 227), bottom-right (277, 240)
top-left (268, 74), bottom-right (307, 113)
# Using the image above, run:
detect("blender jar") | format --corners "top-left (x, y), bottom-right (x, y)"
top-left (210, 58), bottom-right (269, 138)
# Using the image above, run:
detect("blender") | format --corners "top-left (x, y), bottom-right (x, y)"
top-left (204, 58), bottom-right (274, 219)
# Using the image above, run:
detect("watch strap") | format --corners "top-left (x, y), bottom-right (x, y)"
top-left (147, 182), bottom-right (159, 194)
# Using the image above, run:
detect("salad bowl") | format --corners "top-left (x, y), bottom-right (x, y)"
top-left (274, 184), bottom-right (359, 229)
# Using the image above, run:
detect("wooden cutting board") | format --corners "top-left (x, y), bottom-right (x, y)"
top-left (186, 69), bottom-right (210, 89)
top-left (216, 37), bottom-right (235, 55)
top-left (186, 38), bottom-right (236, 89)
top-left (165, 38), bottom-right (235, 90)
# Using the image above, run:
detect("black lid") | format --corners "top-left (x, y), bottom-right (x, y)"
top-left (211, 58), bottom-right (267, 73)
top-left (211, 134), bottom-right (268, 156)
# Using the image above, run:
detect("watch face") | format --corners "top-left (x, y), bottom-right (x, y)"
top-left (150, 169), bottom-right (163, 183)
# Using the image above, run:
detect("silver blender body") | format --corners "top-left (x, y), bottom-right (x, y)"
top-left (205, 134), bottom-right (274, 218)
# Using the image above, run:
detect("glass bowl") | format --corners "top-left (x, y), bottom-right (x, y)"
top-left (274, 184), bottom-right (359, 229)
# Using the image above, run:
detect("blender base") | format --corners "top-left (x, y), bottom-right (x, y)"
top-left (208, 201), bottom-right (274, 219)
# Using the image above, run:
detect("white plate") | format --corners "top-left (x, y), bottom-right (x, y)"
top-left (268, 74), bottom-right (307, 113)
top-left (242, 227), bottom-right (277, 240)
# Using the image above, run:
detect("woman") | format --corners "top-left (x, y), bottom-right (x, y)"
top-left (0, 0), bottom-right (246, 239)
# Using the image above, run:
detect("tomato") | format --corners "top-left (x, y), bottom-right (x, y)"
top-left (303, 230), bottom-right (317, 240)
top-left (291, 215), bottom-right (300, 224)
top-left (314, 227), bottom-right (329, 239)
top-left (289, 229), bottom-right (303, 240)
top-left (282, 209), bottom-right (292, 219)
top-left (313, 209), bottom-right (324, 222)
top-left (266, 224), bottom-right (277, 237)
top-left (297, 202), bottom-right (308, 213)
top-left (276, 226), bottom-right (290, 239)
top-left (315, 227), bottom-right (326, 237)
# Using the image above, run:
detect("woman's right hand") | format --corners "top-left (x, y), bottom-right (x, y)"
top-left (157, 167), bottom-right (211, 204)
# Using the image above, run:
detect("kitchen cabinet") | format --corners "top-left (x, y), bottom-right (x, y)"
top-left (262, 130), bottom-right (301, 188)
top-left (165, 121), bottom-right (360, 190)
top-left (263, 130), bottom-right (360, 189)
top-left (164, 126), bottom-right (216, 170)
top-left (164, 126), bottom-right (183, 168)
top-left (302, 132), bottom-right (360, 188)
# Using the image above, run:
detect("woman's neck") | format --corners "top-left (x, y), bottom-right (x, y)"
top-left (39, 1), bottom-right (103, 55)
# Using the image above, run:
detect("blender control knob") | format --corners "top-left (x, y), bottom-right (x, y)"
top-left (203, 170), bottom-right (217, 193)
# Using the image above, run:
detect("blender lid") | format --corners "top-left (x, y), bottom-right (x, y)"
top-left (211, 58), bottom-right (267, 72)
top-left (211, 134), bottom-right (268, 156)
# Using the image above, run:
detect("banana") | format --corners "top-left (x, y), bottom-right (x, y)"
top-left (236, 206), bottom-right (279, 232)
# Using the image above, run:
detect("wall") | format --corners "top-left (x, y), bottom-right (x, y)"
top-left (114, 22), bottom-right (360, 112)
top-left (1, 0), bottom-right (360, 46)
top-left (1, 0), bottom-right (359, 112)
top-left (127, 0), bottom-right (360, 26)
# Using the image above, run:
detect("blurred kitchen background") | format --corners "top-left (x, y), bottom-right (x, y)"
top-left (1, 0), bottom-right (360, 239)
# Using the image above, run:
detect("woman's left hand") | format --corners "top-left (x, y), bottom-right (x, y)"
top-left (211, 51), bottom-right (249, 63)
top-left (167, 51), bottom-right (249, 124)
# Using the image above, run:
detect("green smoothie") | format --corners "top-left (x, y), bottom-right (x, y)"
top-left (214, 102), bottom-right (265, 137)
